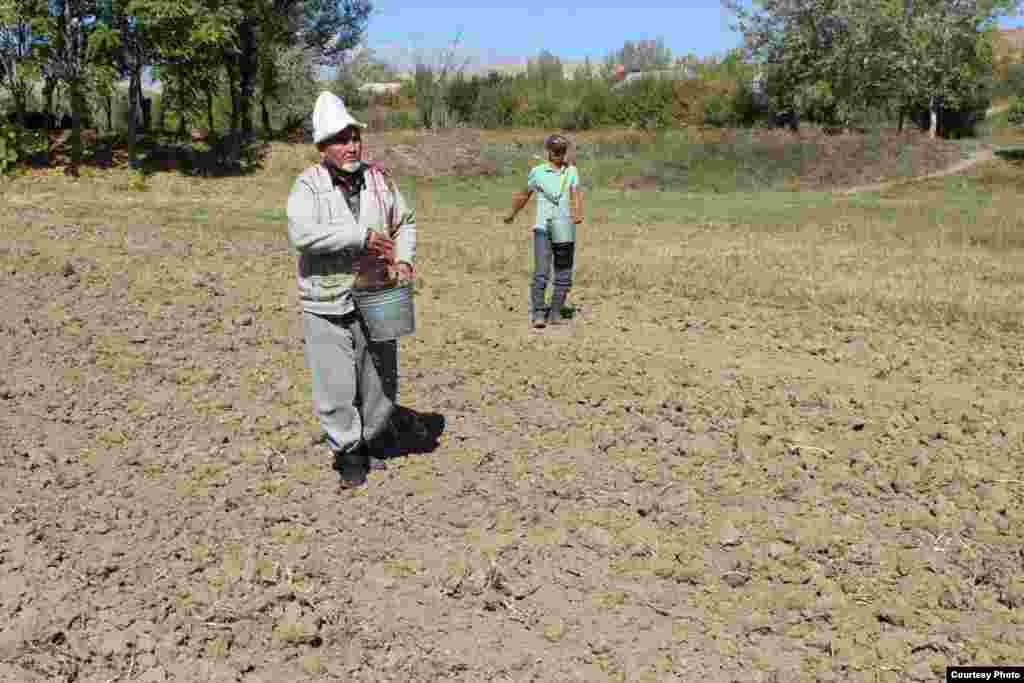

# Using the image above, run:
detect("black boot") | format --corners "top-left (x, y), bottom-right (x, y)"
top-left (548, 286), bottom-right (571, 324)
top-left (332, 449), bottom-right (369, 488)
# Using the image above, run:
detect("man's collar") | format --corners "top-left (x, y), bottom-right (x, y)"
top-left (324, 162), bottom-right (366, 192)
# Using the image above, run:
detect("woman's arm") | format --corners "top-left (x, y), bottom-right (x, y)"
top-left (504, 188), bottom-right (533, 223)
top-left (571, 185), bottom-right (583, 224)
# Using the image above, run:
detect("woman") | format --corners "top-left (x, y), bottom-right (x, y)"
top-left (503, 134), bottom-right (584, 329)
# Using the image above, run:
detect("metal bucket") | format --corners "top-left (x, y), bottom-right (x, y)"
top-left (548, 215), bottom-right (576, 244)
top-left (351, 281), bottom-right (416, 342)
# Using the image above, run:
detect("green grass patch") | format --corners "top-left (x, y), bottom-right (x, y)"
top-left (254, 207), bottom-right (287, 224)
top-left (478, 128), bottom-right (966, 196)
top-left (423, 148), bottom-right (1017, 246)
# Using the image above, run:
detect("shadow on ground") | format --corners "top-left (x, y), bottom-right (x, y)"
top-left (18, 131), bottom-right (269, 178)
top-left (384, 406), bottom-right (446, 459)
top-left (316, 405), bottom-right (447, 462)
top-left (995, 147), bottom-right (1024, 163)
top-left (137, 135), bottom-right (269, 178)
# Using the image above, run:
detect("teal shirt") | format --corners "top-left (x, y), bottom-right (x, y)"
top-left (528, 163), bottom-right (579, 232)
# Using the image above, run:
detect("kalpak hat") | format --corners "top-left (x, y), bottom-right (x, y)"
top-left (312, 91), bottom-right (366, 144)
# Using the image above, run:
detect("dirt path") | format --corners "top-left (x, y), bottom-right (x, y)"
top-left (838, 147), bottom-right (995, 195)
top-left (841, 103), bottom-right (1008, 196)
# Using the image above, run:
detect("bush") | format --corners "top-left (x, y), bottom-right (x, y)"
top-left (572, 87), bottom-right (616, 129)
top-left (995, 63), bottom-right (1024, 100)
top-left (698, 81), bottom-right (762, 128)
top-left (559, 100), bottom-right (592, 131)
top-left (1007, 96), bottom-right (1024, 127)
top-left (334, 77), bottom-right (369, 112)
top-left (512, 94), bottom-right (561, 128)
top-left (0, 122), bottom-right (20, 175)
top-left (473, 84), bottom-right (517, 129)
top-left (445, 77), bottom-right (482, 125)
top-left (610, 78), bottom-right (678, 129)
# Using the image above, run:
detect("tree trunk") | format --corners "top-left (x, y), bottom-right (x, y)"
top-left (897, 108), bottom-right (904, 133)
top-left (127, 69), bottom-right (138, 168)
top-left (237, 19), bottom-right (258, 140)
top-left (177, 71), bottom-right (187, 138)
top-left (929, 97), bottom-right (939, 139)
top-left (42, 77), bottom-right (55, 115)
top-left (9, 62), bottom-right (26, 128)
top-left (13, 97), bottom-right (26, 129)
top-left (207, 90), bottom-right (215, 132)
top-left (106, 95), bottom-right (113, 133)
top-left (261, 98), bottom-right (271, 136)
top-left (69, 80), bottom-right (83, 176)
top-left (225, 61), bottom-right (240, 135)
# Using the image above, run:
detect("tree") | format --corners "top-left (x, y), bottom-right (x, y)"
top-left (725, 0), bottom-right (1018, 133)
top-left (896, 0), bottom-right (1003, 137)
top-left (412, 31), bottom-right (470, 128)
top-left (260, 43), bottom-right (320, 134)
top-left (300, 0), bottom-right (372, 67)
top-left (131, 0), bottom-right (241, 147)
top-left (527, 49), bottom-right (562, 85)
top-left (608, 38), bottom-right (672, 72)
top-left (0, 0), bottom-right (46, 126)
top-left (333, 42), bottom-right (399, 110)
top-left (38, 0), bottom-right (98, 175)
top-left (84, 0), bottom-right (152, 166)
top-left (572, 56), bottom-right (595, 83)
top-left (225, 0), bottom-right (371, 140)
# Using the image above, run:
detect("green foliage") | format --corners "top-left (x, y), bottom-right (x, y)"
top-left (1006, 95), bottom-right (1024, 126)
top-left (701, 81), bottom-right (761, 128)
top-left (333, 74), bottom-right (368, 111)
top-left (444, 74), bottom-right (480, 124)
top-left (512, 93), bottom-right (560, 128)
top-left (995, 63), bottom-right (1024, 99)
top-left (379, 109), bottom-right (417, 130)
top-left (526, 50), bottom-right (563, 84)
top-left (610, 77), bottom-right (678, 129)
top-left (0, 121), bottom-right (19, 174)
top-left (728, 0), bottom-right (1001, 134)
top-left (606, 38), bottom-right (672, 72)
top-left (472, 79), bottom-right (517, 129)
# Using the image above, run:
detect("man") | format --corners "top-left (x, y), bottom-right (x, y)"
top-left (503, 133), bottom-right (583, 329)
top-left (287, 91), bottom-right (416, 487)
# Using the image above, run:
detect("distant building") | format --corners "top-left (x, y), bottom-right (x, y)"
top-left (610, 65), bottom-right (695, 91)
top-left (751, 68), bottom-right (769, 108)
top-left (998, 27), bottom-right (1024, 50)
top-left (357, 82), bottom-right (403, 96)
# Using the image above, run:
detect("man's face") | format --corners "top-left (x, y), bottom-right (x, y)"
top-left (548, 147), bottom-right (567, 165)
top-left (319, 126), bottom-right (362, 171)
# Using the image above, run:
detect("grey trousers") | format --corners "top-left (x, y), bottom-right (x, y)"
top-left (302, 311), bottom-right (397, 455)
top-left (531, 229), bottom-right (575, 315)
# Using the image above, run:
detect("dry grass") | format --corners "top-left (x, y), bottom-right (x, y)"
top-left (4, 130), bottom-right (1022, 331)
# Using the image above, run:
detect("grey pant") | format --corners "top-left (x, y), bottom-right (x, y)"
top-left (302, 311), bottom-right (397, 455)
top-left (531, 229), bottom-right (575, 315)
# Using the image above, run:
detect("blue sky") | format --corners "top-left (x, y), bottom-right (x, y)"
top-left (365, 2), bottom-right (743, 69)
top-left (365, 2), bottom-right (1024, 71)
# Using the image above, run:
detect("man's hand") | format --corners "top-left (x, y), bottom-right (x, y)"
top-left (365, 231), bottom-right (394, 260)
top-left (571, 214), bottom-right (584, 225)
top-left (396, 261), bottom-right (414, 281)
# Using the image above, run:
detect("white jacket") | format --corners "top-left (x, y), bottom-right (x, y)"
top-left (286, 163), bottom-right (416, 316)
